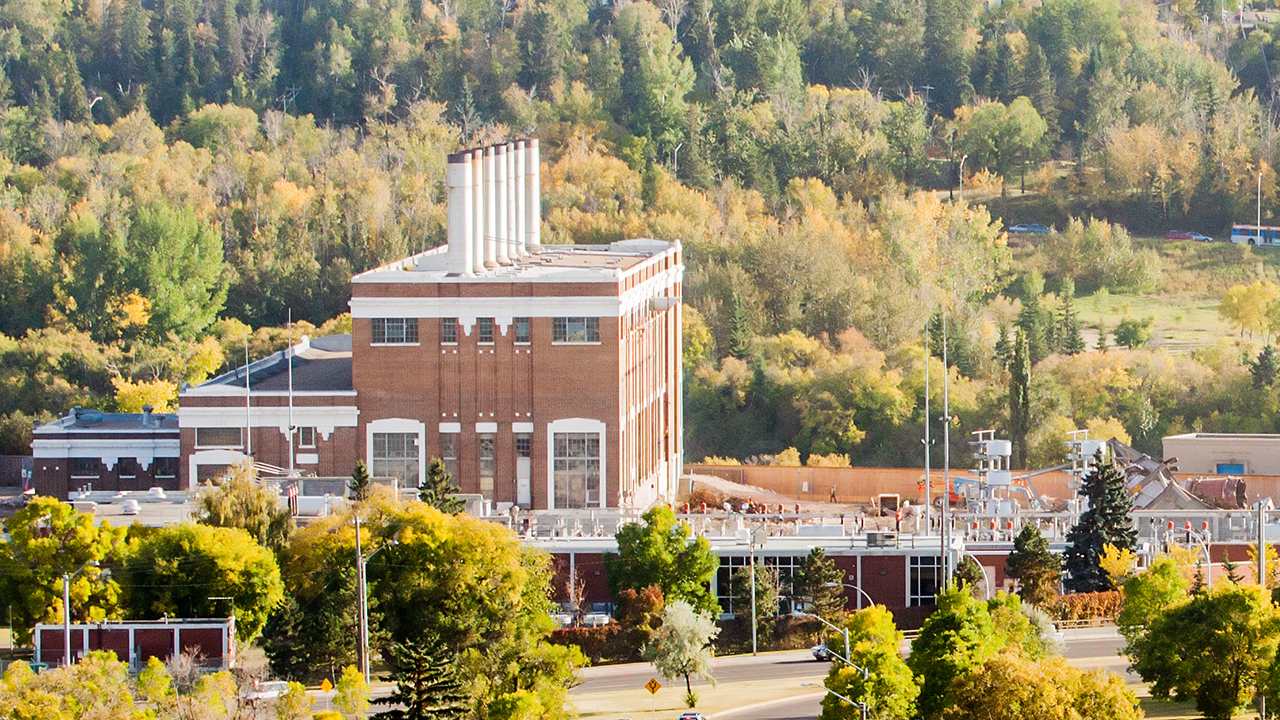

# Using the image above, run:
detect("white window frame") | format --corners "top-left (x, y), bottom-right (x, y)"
top-left (546, 418), bottom-right (606, 509)
top-left (371, 318), bottom-right (419, 345)
top-left (908, 555), bottom-right (943, 607)
top-left (552, 317), bottom-right (601, 344)
top-left (366, 419), bottom-right (426, 488)
top-left (298, 426), bottom-right (316, 448)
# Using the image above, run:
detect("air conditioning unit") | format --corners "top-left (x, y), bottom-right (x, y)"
top-left (866, 531), bottom-right (898, 548)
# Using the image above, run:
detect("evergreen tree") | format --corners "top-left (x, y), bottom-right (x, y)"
top-left (1005, 524), bottom-right (1061, 605)
top-left (954, 556), bottom-right (987, 598)
top-left (262, 566), bottom-right (359, 682)
top-left (1095, 324), bottom-right (1110, 352)
top-left (419, 458), bottom-right (465, 514)
top-left (349, 460), bottom-right (371, 502)
top-left (727, 291), bottom-right (753, 359)
top-left (1057, 277), bottom-right (1086, 355)
top-left (1008, 331), bottom-right (1031, 469)
top-left (1251, 346), bottom-right (1279, 389)
top-left (994, 323), bottom-right (1012, 370)
top-left (1062, 453), bottom-right (1137, 593)
top-left (793, 547), bottom-right (844, 617)
top-left (374, 640), bottom-right (469, 720)
top-left (1015, 273), bottom-right (1050, 364)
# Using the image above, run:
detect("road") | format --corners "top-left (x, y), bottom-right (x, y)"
top-left (571, 628), bottom-right (1131, 718)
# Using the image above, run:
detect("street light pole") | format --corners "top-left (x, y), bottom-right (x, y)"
top-left (355, 510), bottom-right (369, 682)
top-left (824, 582), bottom-right (876, 611)
top-left (802, 683), bottom-right (868, 720)
top-left (1259, 170), bottom-right (1264, 240)
top-left (62, 561), bottom-right (98, 667)
top-left (958, 154), bottom-right (969, 203)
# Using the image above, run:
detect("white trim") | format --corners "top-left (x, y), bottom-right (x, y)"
top-left (180, 406), bottom-right (358, 436)
top-left (33, 439), bottom-right (181, 474)
top-left (513, 422), bottom-right (534, 433)
top-left (366, 418), bottom-right (427, 487)
top-left (296, 453), bottom-right (319, 465)
top-left (546, 418), bottom-right (607, 510)
top-left (476, 422), bottom-right (498, 433)
top-left (189, 449), bottom-right (248, 490)
top-left (370, 342), bottom-right (421, 348)
top-left (439, 422), bottom-right (462, 433)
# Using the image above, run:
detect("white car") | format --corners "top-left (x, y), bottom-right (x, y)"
top-left (244, 680), bottom-right (288, 705)
top-left (121, 499), bottom-right (141, 516)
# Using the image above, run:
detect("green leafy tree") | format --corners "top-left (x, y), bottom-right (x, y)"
top-left (1005, 524), bottom-right (1061, 606)
top-left (0, 651), bottom-right (147, 719)
top-left (794, 547), bottom-right (845, 617)
top-left (261, 565), bottom-right (358, 682)
top-left (0, 497), bottom-right (126, 645)
top-left (125, 203), bottom-right (228, 338)
top-left (374, 641), bottom-right (469, 720)
top-left (419, 458), bottom-right (464, 514)
top-left (821, 606), bottom-right (918, 720)
top-left (1113, 316), bottom-right (1154, 349)
top-left (275, 681), bottom-right (312, 720)
top-left (726, 291), bottom-right (753, 359)
top-left (617, 1), bottom-right (695, 156)
top-left (604, 506), bottom-right (720, 616)
top-left (1063, 454), bottom-right (1137, 593)
top-left (907, 586), bottom-right (1004, 720)
top-left (647, 600), bottom-right (720, 704)
top-left (1129, 583), bottom-right (1280, 720)
top-left (193, 460), bottom-right (294, 551)
top-left (1056, 277), bottom-right (1086, 355)
top-left (1007, 330), bottom-right (1032, 469)
top-left (122, 522), bottom-right (284, 642)
top-left (956, 97), bottom-right (1048, 196)
top-left (954, 556), bottom-right (987, 599)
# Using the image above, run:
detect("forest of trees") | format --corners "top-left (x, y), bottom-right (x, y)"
top-left (4, 0), bottom-right (1280, 467)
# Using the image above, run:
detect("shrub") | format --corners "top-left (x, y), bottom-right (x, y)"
top-left (1045, 591), bottom-right (1123, 621)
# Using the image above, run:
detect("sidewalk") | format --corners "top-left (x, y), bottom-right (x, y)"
top-left (573, 674), bottom-right (827, 720)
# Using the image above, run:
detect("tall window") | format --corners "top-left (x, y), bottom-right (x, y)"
top-left (477, 317), bottom-right (495, 344)
top-left (516, 434), bottom-right (531, 458)
top-left (440, 433), bottom-right (459, 478)
top-left (514, 317), bottom-right (531, 344)
top-left (553, 433), bottom-right (600, 508)
top-left (440, 318), bottom-right (458, 344)
top-left (372, 433), bottom-right (419, 484)
top-left (372, 318), bottom-right (418, 344)
top-left (298, 427), bottom-right (316, 448)
top-left (909, 556), bottom-right (943, 607)
top-left (478, 433), bottom-right (495, 496)
top-left (552, 317), bottom-right (600, 343)
top-left (195, 427), bottom-right (242, 448)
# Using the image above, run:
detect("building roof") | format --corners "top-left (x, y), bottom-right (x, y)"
top-left (1165, 433), bottom-right (1280, 441)
top-left (34, 408), bottom-right (178, 435)
top-left (352, 240), bottom-right (679, 285)
top-left (184, 334), bottom-right (353, 396)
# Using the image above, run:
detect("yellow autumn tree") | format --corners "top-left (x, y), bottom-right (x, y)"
top-left (111, 377), bottom-right (179, 413)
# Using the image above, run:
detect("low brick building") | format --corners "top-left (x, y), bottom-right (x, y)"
top-left (34, 618), bottom-right (235, 669)
top-left (32, 408), bottom-right (180, 500)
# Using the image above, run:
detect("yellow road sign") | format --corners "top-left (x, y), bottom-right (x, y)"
top-left (320, 678), bottom-right (333, 693)
top-left (645, 678), bottom-right (661, 695)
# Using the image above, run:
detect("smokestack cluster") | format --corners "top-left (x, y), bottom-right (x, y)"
top-left (446, 139), bottom-right (541, 276)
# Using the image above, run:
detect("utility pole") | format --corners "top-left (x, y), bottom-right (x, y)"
top-left (750, 539), bottom-right (757, 657)
top-left (941, 311), bottom-right (952, 588)
top-left (923, 326), bottom-right (931, 536)
top-left (63, 573), bottom-right (71, 667)
top-left (355, 510), bottom-right (369, 682)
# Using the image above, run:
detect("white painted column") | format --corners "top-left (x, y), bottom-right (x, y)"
top-left (495, 144), bottom-right (510, 265)
top-left (484, 147), bottom-right (497, 269)
top-left (526, 139), bottom-right (541, 253)
top-left (445, 153), bottom-right (471, 276)
top-left (471, 149), bottom-right (485, 275)
top-left (506, 141), bottom-right (518, 262)
top-left (514, 140), bottom-right (527, 257)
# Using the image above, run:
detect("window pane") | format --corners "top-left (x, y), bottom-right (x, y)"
top-left (515, 318), bottom-right (531, 343)
top-left (154, 457), bottom-right (178, 478)
top-left (441, 318), bottom-right (457, 343)
top-left (372, 319), bottom-right (387, 344)
top-left (478, 318), bottom-right (494, 343)
top-left (372, 432), bottom-right (420, 483)
top-left (196, 427), bottom-right (242, 448)
top-left (553, 317), bottom-right (567, 342)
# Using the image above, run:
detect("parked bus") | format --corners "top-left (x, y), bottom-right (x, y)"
top-left (1231, 224), bottom-right (1280, 245)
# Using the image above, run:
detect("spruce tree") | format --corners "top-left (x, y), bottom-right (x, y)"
top-left (1251, 346), bottom-right (1279, 389)
top-left (1005, 524), bottom-right (1061, 605)
top-left (374, 641), bottom-right (469, 720)
top-left (1057, 277), bottom-right (1086, 355)
top-left (1008, 331), bottom-right (1031, 469)
top-left (419, 458), bottom-right (465, 514)
top-left (794, 547), bottom-right (844, 617)
top-left (349, 460), bottom-right (371, 502)
top-left (727, 291), bottom-right (753, 359)
top-left (1015, 273), bottom-right (1050, 364)
top-left (1062, 453), bottom-right (1137, 593)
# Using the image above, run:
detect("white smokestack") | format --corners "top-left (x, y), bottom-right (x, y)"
top-left (506, 142), bottom-right (518, 262)
top-left (471, 149), bottom-right (485, 275)
top-left (495, 145), bottom-right (510, 265)
top-left (514, 140), bottom-right (527, 258)
top-left (484, 146), bottom-right (497, 269)
top-left (526, 139), bottom-right (541, 253)
top-left (446, 152), bottom-right (471, 276)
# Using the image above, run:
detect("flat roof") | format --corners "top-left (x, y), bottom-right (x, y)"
top-left (185, 334), bottom-right (353, 395)
top-left (353, 240), bottom-right (678, 284)
top-left (34, 409), bottom-right (178, 435)
top-left (1165, 433), bottom-right (1280, 440)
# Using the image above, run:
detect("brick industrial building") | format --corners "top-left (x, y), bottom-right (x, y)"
top-left (27, 139), bottom-right (685, 511)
